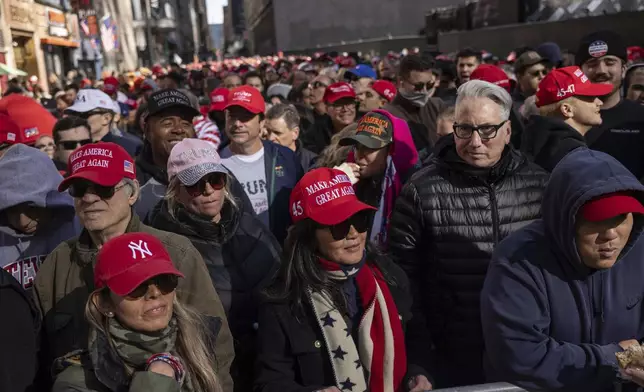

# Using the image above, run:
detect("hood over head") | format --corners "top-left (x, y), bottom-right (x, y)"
top-left (0, 144), bottom-right (74, 212)
top-left (543, 148), bottom-right (644, 270)
top-left (373, 109), bottom-right (418, 175)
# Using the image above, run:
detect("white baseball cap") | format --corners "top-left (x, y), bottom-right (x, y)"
top-left (65, 89), bottom-right (116, 113)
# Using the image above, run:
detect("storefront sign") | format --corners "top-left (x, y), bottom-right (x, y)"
top-left (47, 9), bottom-right (68, 37)
top-left (7, 0), bottom-right (34, 30)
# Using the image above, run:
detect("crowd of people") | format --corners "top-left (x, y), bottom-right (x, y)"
top-left (3, 28), bottom-right (644, 392)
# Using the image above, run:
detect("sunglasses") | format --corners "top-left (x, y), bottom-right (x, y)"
top-left (126, 274), bottom-right (179, 299)
top-left (69, 181), bottom-right (127, 199)
top-left (58, 139), bottom-right (93, 151)
top-left (322, 211), bottom-right (371, 241)
top-left (408, 81), bottom-right (435, 92)
top-left (185, 173), bottom-right (226, 197)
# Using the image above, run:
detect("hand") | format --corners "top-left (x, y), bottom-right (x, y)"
top-left (148, 361), bottom-right (176, 379)
top-left (408, 375), bottom-right (433, 391)
top-left (620, 339), bottom-right (640, 350)
top-left (625, 366), bottom-right (644, 387)
top-left (316, 388), bottom-right (341, 392)
top-left (347, 163), bottom-right (361, 181)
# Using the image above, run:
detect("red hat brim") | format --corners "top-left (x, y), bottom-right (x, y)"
top-left (575, 82), bottom-right (613, 98)
top-left (224, 101), bottom-right (263, 114)
top-left (103, 256), bottom-right (184, 297)
top-left (582, 193), bottom-right (644, 222)
top-left (58, 169), bottom-right (123, 192)
top-left (307, 198), bottom-right (376, 226)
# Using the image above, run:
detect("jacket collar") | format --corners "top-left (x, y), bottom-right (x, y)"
top-left (75, 211), bottom-right (142, 266)
top-left (135, 141), bottom-right (168, 185)
top-left (391, 94), bottom-right (420, 114)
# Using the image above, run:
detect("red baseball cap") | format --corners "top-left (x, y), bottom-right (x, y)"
top-left (370, 80), bottom-right (397, 102)
top-left (94, 232), bottom-right (184, 296)
top-left (0, 113), bottom-right (39, 146)
top-left (58, 142), bottom-right (136, 192)
top-left (289, 168), bottom-right (375, 225)
top-left (225, 85), bottom-right (265, 114)
top-left (103, 76), bottom-right (119, 95)
top-left (209, 87), bottom-right (229, 112)
top-left (581, 191), bottom-right (644, 222)
top-left (471, 65), bottom-right (512, 93)
top-left (536, 66), bottom-right (613, 107)
top-left (324, 82), bottom-right (356, 104)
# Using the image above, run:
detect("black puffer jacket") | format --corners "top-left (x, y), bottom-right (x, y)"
top-left (150, 200), bottom-right (281, 392)
top-left (520, 115), bottom-right (587, 172)
top-left (388, 137), bottom-right (548, 387)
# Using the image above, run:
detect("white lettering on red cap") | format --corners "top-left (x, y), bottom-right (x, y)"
top-left (69, 148), bottom-right (114, 164)
top-left (213, 95), bottom-right (225, 102)
top-left (557, 84), bottom-right (576, 98)
top-left (304, 173), bottom-right (351, 196)
top-left (330, 85), bottom-right (352, 94)
top-left (315, 185), bottom-right (355, 206)
top-left (233, 90), bottom-right (253, 103)
top-left (384, 88), bottom-right (394, 99)
top-left (128, 240), bottom-right (153, 259)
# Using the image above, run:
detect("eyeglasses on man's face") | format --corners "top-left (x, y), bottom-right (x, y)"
top-left (452, 120), bottom-right (508, 140)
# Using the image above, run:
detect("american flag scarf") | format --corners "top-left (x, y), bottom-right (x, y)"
top-left (308, 258), bottom-right (407, 392)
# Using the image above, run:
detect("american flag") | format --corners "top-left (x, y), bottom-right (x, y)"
top-left (124, 160), bottom-right (134, 174)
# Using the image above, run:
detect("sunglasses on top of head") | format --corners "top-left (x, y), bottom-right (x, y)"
top-left (69, 181), bottom-right (127, 199)
top-left (126, 274), bottom-right (179, 299)
top-left (184, 172), bottom-right (227, 197)
top-left (320, 211), bottom-right (371, 241)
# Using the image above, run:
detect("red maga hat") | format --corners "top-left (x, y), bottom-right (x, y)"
top-left (209, 87), bottom-right (229, 112)
top-left (324, 82), bottom-right (356, 104)
top-left (58, 142), bottom-right (136, 192)
top-left (370, 80), bottom-right (397, 102)
top-left (225, 85), bottom-right (265, 114)
top-left (536, 66), bottom-right (613, 107)
top-left (471, 64), bottom-right (512, 93)
top-left (289, 167), bottom-right (375, 226)
top-left (94, 232), bottom-right (184, 296)
top-left (581, 191), bottom-right (644, 222)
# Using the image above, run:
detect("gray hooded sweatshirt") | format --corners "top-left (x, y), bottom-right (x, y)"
top-left (0, 145), bottom-right (81, 290)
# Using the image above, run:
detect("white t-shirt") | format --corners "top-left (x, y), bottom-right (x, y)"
top-left (221, 147), bottom-right (269, 224)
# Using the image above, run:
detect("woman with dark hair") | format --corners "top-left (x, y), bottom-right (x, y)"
top-left (288, 81), bottom-right (315, 131)
top-left (255, 167), bottom-right (433, 392)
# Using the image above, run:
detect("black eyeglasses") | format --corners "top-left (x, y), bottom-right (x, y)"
top-left (322, 211), bottom-right (371, 241)
top-left (453, 120), bottom-right (508, 140)
top-left (529, 69), bottom-right (548, 78)
top-left (126, 275), bottom-right (179, 299)
top-left (69, 181), bottom-right (127, 199)
top-left (58, 139), bottom-right (93, 151)
top-left (184, 173), bottom-right (226, 197)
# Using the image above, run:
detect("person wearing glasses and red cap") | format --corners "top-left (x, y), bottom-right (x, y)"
top-left (34, 142), bottom-right (235, 390)
top-left (52, 233), bottom-right (224, 392)
top-left (482, 148), bottom-right (644, 391)
top-left (255, 167), bottom-right (432, 392)
top-left (220, 85), bottom-right (303, 244)
top-left (150, 138), bottom-right (281, 391)
top-left (521, 66), bottom-right (612, 172)
top-left (300, 82), bottom-right (358, 154)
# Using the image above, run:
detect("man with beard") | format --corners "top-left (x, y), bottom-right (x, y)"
top-left (384, 54), bottom-right (445, 156)
top-left (578, 30), bottom-right (644, 179)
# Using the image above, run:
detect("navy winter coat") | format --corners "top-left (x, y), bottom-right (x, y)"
top-left (481, 148), bottom-right (644, 392)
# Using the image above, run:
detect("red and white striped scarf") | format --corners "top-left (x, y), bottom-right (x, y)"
top-left (309, 258), bottom-right (407, 392)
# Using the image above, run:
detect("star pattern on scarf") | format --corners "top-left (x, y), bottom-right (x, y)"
top-left (340, 377), bottom-right (356, 391)
top-left (333, 345), bottom-right (348, 360)
top-left (321, 312), bottom-right (337, 327)
top-left (344, 327), bottom-right (351, 337)
top-left (354, 359), bottom-right (362, 369)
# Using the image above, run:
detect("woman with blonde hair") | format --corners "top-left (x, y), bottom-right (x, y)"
top-left (52, 232), bottom-right (222, 392)
top-left (150, 138), bottom-right (281, 391)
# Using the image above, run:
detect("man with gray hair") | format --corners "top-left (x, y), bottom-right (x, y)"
top-left (34, 141), bottom-right (235, 391)
top-left (265, 103), bottom-right (317, 172)
top-left (389, 79), bottom-right (549, 387)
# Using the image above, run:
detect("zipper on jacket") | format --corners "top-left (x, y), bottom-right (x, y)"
top-left (488, 186), bottom-right (500, 244)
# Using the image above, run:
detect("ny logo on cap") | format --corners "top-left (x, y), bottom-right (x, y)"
top-left (128, 240), bottom-right (153, 259)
